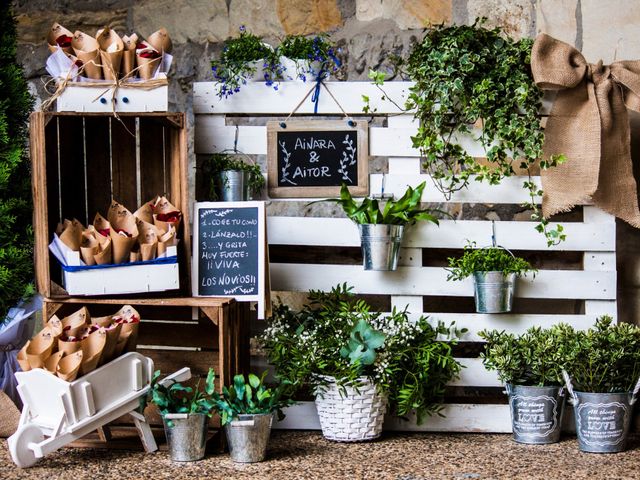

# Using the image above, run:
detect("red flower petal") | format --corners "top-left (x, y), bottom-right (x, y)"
top-left (56, 35), bottom-right (72, 47)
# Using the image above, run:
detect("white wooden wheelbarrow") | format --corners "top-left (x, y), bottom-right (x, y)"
top-left (8, 352), bottom-right (190, 468)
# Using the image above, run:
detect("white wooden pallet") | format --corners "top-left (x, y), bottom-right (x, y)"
top-left (194, 81), bottom-right (617, 433)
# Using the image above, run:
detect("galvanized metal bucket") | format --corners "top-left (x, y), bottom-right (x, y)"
top-left (216, 170), bottom-right (251, 201)
top-left (563, 371), bottom-right (640, 453)
top-left (506, 384), bottom-right (565, 444)
top-left (473, 271), bottom-right (516, 313)
top-left (358, 224), bottom-right (404, 271)
top-left (163, 413), bottom-right (208, 462)
top-left (224, 413), bottom-right (273, 463)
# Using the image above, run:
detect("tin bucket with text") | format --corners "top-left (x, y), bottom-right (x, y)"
top-left (506, 384), bottom-right (565, 444)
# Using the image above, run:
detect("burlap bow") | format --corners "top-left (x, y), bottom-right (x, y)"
top-left (531, 33), bottom-right (640, 227)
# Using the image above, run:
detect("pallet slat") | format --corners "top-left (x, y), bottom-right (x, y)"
top-left (267, 217), bottom-right (615, 251)
top-left (271, 263), bottom-right (616, 300)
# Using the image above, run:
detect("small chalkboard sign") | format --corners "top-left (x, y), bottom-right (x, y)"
top-left (192, 201), bottom-right (268, 318)
top-left (267, 120), bottom-right (368, 198)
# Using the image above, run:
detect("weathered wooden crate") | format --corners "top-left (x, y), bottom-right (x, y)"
top-left (41, 296), bottom-right (250, 445)
top-left (193, 81), bottom-right (617, 433)
top-left (30, 111), bottom-right (189, 298)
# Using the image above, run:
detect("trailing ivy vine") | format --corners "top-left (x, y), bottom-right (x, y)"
top-left (364, 19), bottom-right (566, 246)
top-left (0, 3), bottom-right (34, 319)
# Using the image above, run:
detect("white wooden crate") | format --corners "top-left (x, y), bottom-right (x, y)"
top-left (194, 81), bottom-right (617, 433)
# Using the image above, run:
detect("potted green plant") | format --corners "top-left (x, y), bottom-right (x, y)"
top-left (479, 325), bottom-right (574, 444)
top-left (148, 368), bottom-right (216, 462)
top-left (277, 34), bottom-right (340, 81)
top-left (211, 26), bottom-right (282, 98)
top-left (447, 242), bottom-right (534, 313)
top-left (261, 284), bottom-right (464, 442)
top-left (211, 371), bottom-right (292, 463)
top-left (562, 316), bottom-right (640, 453)
top-left (202, 151), bottom-right (265, 201)
top-left (323, 182), bottom-right (440, 270)
top-left (364, 19), bottom-right (566, 246)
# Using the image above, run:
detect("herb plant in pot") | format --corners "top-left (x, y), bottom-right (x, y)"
top-left (203, 151), bottom-right (265, 201)
top-left (148, 368), bottom-right (216, 462)
top-left (212, 371), bottom-right (292, 463)
top-left (562, 316), bottom-right (640, 453)
top-left (447, 242), bottom-right (534, 313)
top-left (261, 284), bottom-right (463, 442)
top-left (479, 325), bottom-right (574, 444)
top-left (324, 182), bottom-right (439, 271)
top-left (211, 26), bottom-right (281, 98)
top-left (277, 34), bottom-right (340, 81)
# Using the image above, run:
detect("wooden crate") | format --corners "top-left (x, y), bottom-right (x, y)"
top-left (30, 111), bottom-right (189, 298)
top-left (194, 81), bottom-right (617, 433)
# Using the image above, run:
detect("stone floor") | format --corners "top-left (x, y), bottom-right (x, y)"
top-left (1, 431), bottom-right (639, 480)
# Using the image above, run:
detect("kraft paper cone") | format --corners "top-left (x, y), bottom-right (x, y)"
top-left (110, 227), bottom-right (139, 264)
top-left (57, 351), bottom-right (83, 382)
top-left (59, 218), bottom-right (84, 251)
top-left (62, 307), bottom-right (90, 337)
top-left (44, 351), bottom-right (65, 374)
top-left (17, 342), bottom-right (31, 372)
top-left (93, 213), bottom-right (111, 244)
top-left (114, 305), bottom-right (140, 354)
top-left (55, 220), bottom-right (70, 236)
top-left (107, 200), bottom-right (135, 230)
top-left (135, 41), bottom-right (161, 80)
top-left (100, 322), bottom-right (122, 365)
top-left (94, 237), bottom-right (112, 265)
top-left (96, 27), bottom-right (124, 80)
top-left (46, 315), bottom-right (63, 338)
top-left (122, 34), bottom-right (138, 76)
top-left (48, 23), bottom-right (74, 56)
top-left (130, 250), bottom-right (141, 262)
top-left (79, 328), bottom-right (106, 375)
top-left (91, 315), bottom-right (113, 328)
top-left (72, 30), bottom-right (102, 80)
top-left (152, 196), bottom-right (182, 232)
top-left (58, 333), bottom-right (82, 355)
top-left (80, 231), bottom-right (99, 266)
top-left (157, 225), bottom-right (176, 256)
top-left (147, 28), bottom-right (172, 54)
top-left (113, 328), bottom-right (133, 357)
top-left (26, 332), bottom-right (55, 369)
top-left (140, 242), bottom-right (157, 261)
top-left (134, 202), bottom-right (154, 224)
top-left (137, 219), bottom-right (159, 260)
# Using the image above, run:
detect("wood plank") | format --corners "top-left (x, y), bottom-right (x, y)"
top-left (274, 401), bottom-right (512, 433)
top-left (110, 116), bottom-right (137, 210)
top-left (84, 116), bottom-right (112, 218)
top-left (270, 264), bottom-right (616, 300)
top-left (453, 358), bottom-right (500, 387)
top-left (194, 82), bottom-right (555, 116)
top-left (139, 348), bottom-right (218, 378)
top-left (266, 217), bottom-right (615, 251)
top-left (137, 319), bottom-right (218, 349)
top-left (57, 116), bottom-right (86, 223)
top-left (139, 117), bottom-right (167, 205)
top-left (43, 297), bottom-right (233, 307)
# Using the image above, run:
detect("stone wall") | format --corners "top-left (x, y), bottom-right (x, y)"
top-left (13, 0), bottom-right (640, 325)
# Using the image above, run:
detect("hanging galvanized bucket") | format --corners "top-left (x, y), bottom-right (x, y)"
top-left (473, 271), bottom-right (516, 313)
top-left (224, 413), bottom-right (273, 463)
top-left (358, 224), bottom-right (404, 271)
top-left (163, 413), bottom-right (208, 462)
top-left (506, 384), bottom-right (565, 444)
top-left (563, 371), bottom-right (640, 453)
top-left (216, 170), bottom-right (251, 201)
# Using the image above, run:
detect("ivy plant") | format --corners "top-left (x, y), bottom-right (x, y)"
top-left (479, 324), bottom-right (575, 387)
top-left (201, 151), bottom-right (265, 200)
top-left (564, 316), bottom-right (640, 393)
top-left (0, 3), bottom-right (34, 321)
top-left (261, 283), bottom-right (465, 424)
top-left (363, 19), bottom-right (566, 246)
top-left (321, 182), bottom-right (440, 226)
top-left (446, 242), bottom-right (535, 281)
top-left (212, 371), bottom-right (294, 426)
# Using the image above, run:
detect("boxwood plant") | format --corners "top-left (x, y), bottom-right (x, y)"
top-left (446, 242), bottom-right (534, 281)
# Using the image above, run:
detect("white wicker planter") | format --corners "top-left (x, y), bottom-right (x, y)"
top-left (314, 376), bottom-right (387, 442)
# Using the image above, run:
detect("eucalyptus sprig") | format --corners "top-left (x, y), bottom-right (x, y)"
top-left (363, 19), bottom-right (566, 246)
top-left (446, 241), bottom-right (535, 281)
top-left (320, 182), bottom-right (441, 226)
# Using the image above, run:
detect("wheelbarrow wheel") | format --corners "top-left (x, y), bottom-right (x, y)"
top-left (8, 424), bottom-right (43, 468)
